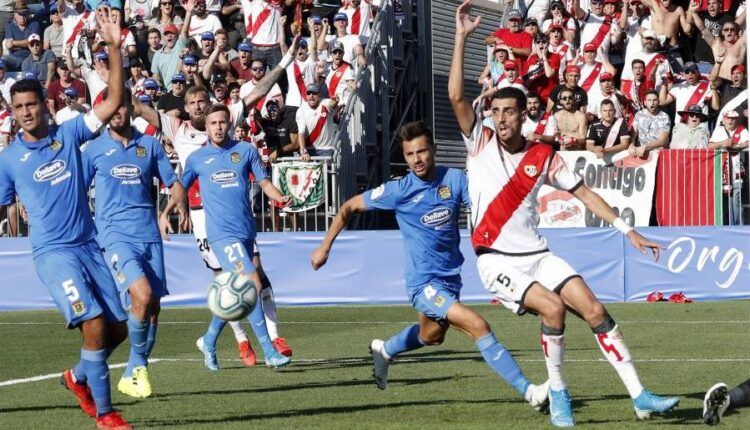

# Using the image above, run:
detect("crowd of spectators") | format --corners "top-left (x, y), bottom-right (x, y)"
top-left (0, 0), bottom-right (385, 235)
top-left (479, 0), bottom-right (747, 156)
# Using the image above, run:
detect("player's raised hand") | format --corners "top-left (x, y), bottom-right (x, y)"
top-left (184, 0), bottom-right (197, 13)
top-left (289, 32), bottom-right (302, 52)
top-left (310, 246), bottom-right (330, 270)
top-left (96, 6), bottom-right (122, 48)
top-left (627, 230), bottom-right (662, 261)
top-left (456, 0), bottom-right (481, 38)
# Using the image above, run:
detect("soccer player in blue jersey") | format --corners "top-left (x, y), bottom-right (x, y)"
top-left (81, 90), bottom-right (189, 399)
top-left (310, 121), bottom-right (550, 411)
top-left (163, 103), bottom-right (293, 370)
top-left (0, 8), bottom-right (133, 430)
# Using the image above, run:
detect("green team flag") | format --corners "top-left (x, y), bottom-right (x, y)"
top-left (272, 161), bottom-right (326, 213)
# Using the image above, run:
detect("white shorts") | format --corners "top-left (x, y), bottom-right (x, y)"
top-left (189, 209), bottom-right (260, 271)
top-left (477, 251), bottom-right (579, 315)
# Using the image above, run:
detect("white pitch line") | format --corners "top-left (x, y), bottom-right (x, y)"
top-left (1, 357), bottom-right (748, 388)
top-left (1, 320), bottom-right (748, 326)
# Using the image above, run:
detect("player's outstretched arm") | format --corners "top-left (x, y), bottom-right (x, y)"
top-left (572, 185), bottom-right (661, 260)
top-left (243, 33), bottom-right (302, 109)
top-left (258, 179), bottom-right (292, 206)
top-left (448, 0), bottom-right (480, 137)
top-left (92, 6), bottom-right (124, 125)
top-left (311, 194), bottom-right (368, 270)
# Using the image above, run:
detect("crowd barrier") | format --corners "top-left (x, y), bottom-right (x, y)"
top-left (0, 227), bottom-right (747, 311)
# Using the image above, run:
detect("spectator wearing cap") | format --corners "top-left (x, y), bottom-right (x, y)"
top-left (586, 99), bottom-right (631, 158)
top-left (126, 59), bottom-right (148, 96)
top-left (180, 54), bottom-right (200, 86)
top-left (44, 3), bottom-right (64, 58)
top-left (240, 0), bottom-right (284, 68)
top-left (578, 42), bottom-right (617, 96)
top-left (151, 8), bottom-right (191, 90)
top-left (22, 33), bottom-right (56, 89)
top-left (710, 63), bottom-right (747, 113)
top-left (58, 0), bottom-right (97, 61)
top-left (660, 61), bottom-right (714, 124)
top-left (307, 15), bottom-right (335, 57)
top-left (197, 31), bottom-right (217, 69)
top-left (1, 4), bottom-right (41, 71)
top-left (53, 86), bottom-right (88, 125)
top-left (0, 58), bottom-right (15, 104)
top-left (157, 72), bottom-right (188, 118)
top-left (478, 44), bottom-right (511, 86)
top-left (542, 1), bottom-right (576, 42)
top-left (709, 110), bottom-right (749, 150)
top-left (142, 78), bottom-right (160, 102)
top-left (573, 0), bottom-right (615, 61)
top-left (0, 0), bottom-right (13, 58)
top-left (620, 29), bottom-right (671, 95)
top-left (259, 98), bottom-right (299, 163)
top-left (338, 0), bottom-right (377, 40)
top-left (476, 61), bottom-right (528, 107)
top-left (327, 12), bottom-right (367, 68)
top-left (45, 58), bottom-right (87, 118)
top-left (523, 18), bottom-right (540, 38)
top-left (209, 75), bottom-right (228, 104)
top-left (549, 65), bottom-right (588, 112)
top-left (631, 90), bottom-right (670, 158)
top-left (296, 82), bottom-right (339, 160)
top-left (230, 42), bottom-right (254, 84)
top-left (524, 33), bottom-right (560, 105)
top-left (671, 104), bottom-right (711, 149)
top-left (324, 40), bottom-right (355, 107)
top-left (146, 0), bottom-right (184, 43)
top-left (283, 37), bottom-right (318, 115)
top-left (65, 44), bottom-right (110, 107)
top-left (485, 8), bottom-right (532, 73)
top-left (586, 71), bottom-right (626, 119)
top-left (186, 0), bottom-right (222, 45)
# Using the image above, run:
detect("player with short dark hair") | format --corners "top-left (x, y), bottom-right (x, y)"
top-left (310, 120), bottom-right (550, 410)
top-left (449, 2), bottom-right (680, 427)
top-left (0, 9), bottom-right (133, 430)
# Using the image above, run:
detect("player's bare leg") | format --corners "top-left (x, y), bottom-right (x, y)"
top-left (118, 277), bottom-right (155, 398)
top-left (559, 277), bottom-right (679, 419)
top-left (521, 284), bottom-right (572, 427)
top-left (253, 254), bottom-right (292, 357)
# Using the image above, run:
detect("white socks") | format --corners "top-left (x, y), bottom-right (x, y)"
top-left (594, 324), bottom-right (644, 399)
top-left (261, 287), bottom-right (279, 340)
top-left (228, 320), bottom-right (248, 343)
top-left (542, 333), bottom-right (567, 391)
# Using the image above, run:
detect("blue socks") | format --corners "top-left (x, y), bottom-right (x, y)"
top-left (204, 316), bottom-right (227, 351)
top-left (145, 322), bottom-right (158, 358)
top-left (81, 349), bottom-right (113, 417)
top-left (123, 314), bottom-right (148, 377)
top-left (384, 324), bottom-right (425, 357)
top-left (476, 332), bottom-right (530, 396)
top-left (247, 300), bottom-right (275, 357)
top-left (73, 361), bottom-right (87, 384)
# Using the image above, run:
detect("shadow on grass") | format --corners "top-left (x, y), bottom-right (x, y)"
top-left (0, 404), bottom-right (84, 414)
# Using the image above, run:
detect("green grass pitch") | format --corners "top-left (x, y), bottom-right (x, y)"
top-left (1, 302), bottom-right (748, 429)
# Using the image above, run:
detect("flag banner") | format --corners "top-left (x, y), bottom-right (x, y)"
top-left (272, 161), bottom-right (326, 213)
top-left (538, 150), bottom-right (659, 228)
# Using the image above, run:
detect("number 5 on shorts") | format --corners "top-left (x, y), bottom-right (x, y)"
top-left (224, 243), bottom-right (244, 262)
top-left (62, 279), bottom-right (80, 302)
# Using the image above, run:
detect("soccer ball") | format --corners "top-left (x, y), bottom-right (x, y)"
top-left (207, 271), bottom-right (257, 321)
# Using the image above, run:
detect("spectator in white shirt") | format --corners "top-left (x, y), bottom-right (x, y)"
top-left (296, 83), bottom-right (339, 160)
top-left (710, 110), bottom-right (749, 150)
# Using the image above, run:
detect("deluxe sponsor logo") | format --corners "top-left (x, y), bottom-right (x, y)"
top-left (110, 164), bottom-right (141, 179)
top-left (34, 160), bottom-right (66, 182)
top-left (420, 207), bottom-right (452, 227)
top-left (210, 170), bottom-right (238, 184)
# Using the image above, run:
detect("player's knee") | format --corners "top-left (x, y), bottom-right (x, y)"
top-left (130, 287), bottom-right (152, 309)
top-left (543, 293), bottom-right (566, 319)
top-left (466, 317), bottom-right (491, 339)
top-left (584, 302), bottom-right (608, 327)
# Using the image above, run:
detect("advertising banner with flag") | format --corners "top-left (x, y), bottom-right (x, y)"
top-left (272, 160), bottom-right (326, 213)
top-left (537, 150), bottom-right (659, 228)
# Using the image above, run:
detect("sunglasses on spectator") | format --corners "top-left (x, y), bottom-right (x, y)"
top-left (559, 96), bottom-right (573, 101)
top-left (688, 113), bottom-right (702, 117)
top-left (525, 22), bottom-right (538, 27)
top-left (251, 67), bottom-right (265, 71)
top-left (50, 10), bottom-right (59, 15)
top-left (306, 91), bottom-right (320, 95)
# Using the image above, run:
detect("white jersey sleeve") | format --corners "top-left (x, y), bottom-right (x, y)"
top-left (545, 152), bottom-right (582, 191)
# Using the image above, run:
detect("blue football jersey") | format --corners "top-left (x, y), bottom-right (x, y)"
top-left (82, 127), bottom-right (177, 248)
top-left (180, 139), bottom-right (267, 243)
top-left (363, 166), bottom-right (471, 288)
top-left (0, 114), bottom-right (102, 255)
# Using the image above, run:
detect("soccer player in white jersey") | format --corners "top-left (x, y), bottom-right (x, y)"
top-left (155, 36), bottom-right (306, 364)
top-left (449, 2), bottom-right (680, 427)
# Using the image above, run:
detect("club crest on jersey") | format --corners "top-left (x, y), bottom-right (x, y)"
top-left (71, 300), bottom-right (86, 316)
top-left (231, 152), bottom-right (241, 163)
top-left (235, 261), bottom-right (244, 272)
top-left (524, 165), bottom-right (538, 177)
top-left (433, 296), bottom-right (446, 307)
top-left (116, 272), bottom-right (126, 284)
top-left (438, 185), bottom-right (451, 200)
top-left (136, 147), bottom-right (147, 157)
top-left (50, 140), bottom-right (62, 151)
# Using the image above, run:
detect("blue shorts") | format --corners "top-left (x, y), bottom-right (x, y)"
top-left (408, 276), bottom-right (462, 322)
top-left (104, 242), bottom-right (169, 308)
top-left (34, 240), bottom-right (128, 328)
top-left (211, 238), bottom-right (258, 275)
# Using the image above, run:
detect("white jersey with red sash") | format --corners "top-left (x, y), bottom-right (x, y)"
top-left (578, 62), bottom-right (603, 92)
top-left (621, 78), bottom-right (654, 111)
top-left (522, 112), bottom-right (558, 143)
top-left (61, 7), bottom-right (95, 59)
top-left (285, 58), bottom-right (316, 108)
top-left (462, 116), bottom-right (582, 254)
top-left (621, 50), bottom-right (670, 90)
top-left (669, 80), bottom-right (713, 123)
top-left (325, 61), bottom-right (355, 100)
top-left (711, 124), bottom-right (750, 146)
top-left (80, 67), bottom-right (108, 107)
top-left (580, 12), bottom-right (612, 58)
top-left (159, 113), bottom-right (208, 209)
top-left (339, 0), bottom-right (375, 38)
top-left (496, 77), bottom-right (528, 94)
top-left (243, 0), bottom-right (282, 47)
top-left (296, 100), bottom-right (336, 151)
